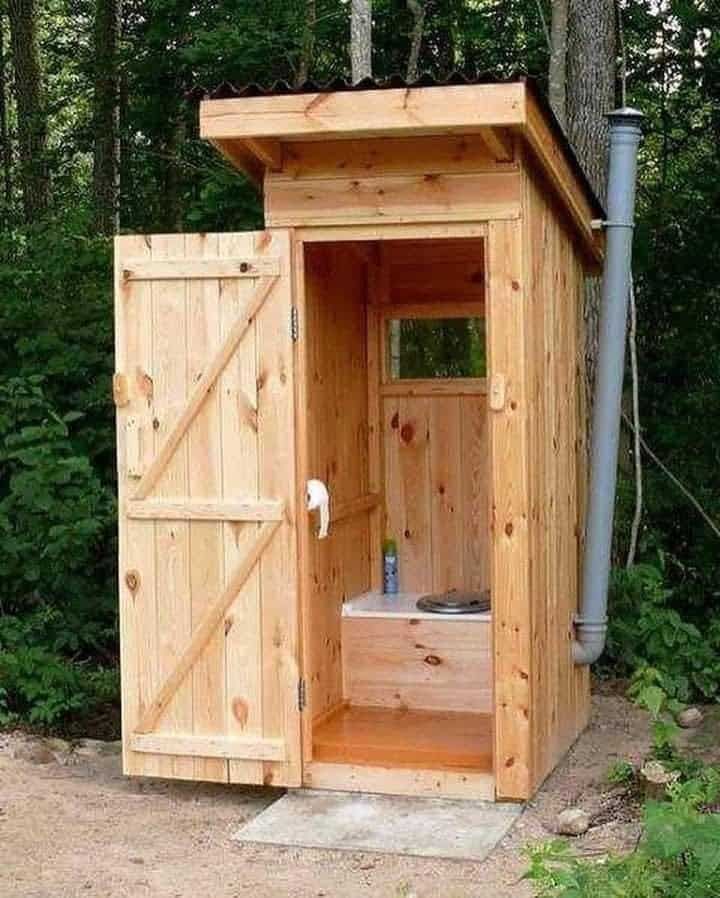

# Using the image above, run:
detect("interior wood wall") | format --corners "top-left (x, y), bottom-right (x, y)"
top-left (383, 396), bottom-right (489, 594)
top-left (522, 160), bottom-right (591, 788)
top-left (379, 239), bottom-right (490, 595)
top-left (304, 243), bottom-right (372, 721)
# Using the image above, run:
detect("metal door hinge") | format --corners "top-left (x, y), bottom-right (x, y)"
top-left (290, 306), bottom-right (299, 342)
top-left (297, 677), bottom-right (306, 711)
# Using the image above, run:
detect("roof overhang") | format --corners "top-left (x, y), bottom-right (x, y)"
top-left (200, 80), bottom-right (604, 263)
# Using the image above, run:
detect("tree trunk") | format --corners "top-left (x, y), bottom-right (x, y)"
top-left (162, 113), bottom-right (185, 232)
top-left (350, 0), bottom-right (372, 82)
top-left (549, 0), bottom-right (568, 128)
top-left (406, 0), bottom-right (426, 82)
top-left (297, 0), bottom-right (316, 85)
top-left (0, 10), bottom-right (12, 212)
top-left (7, 0), bottom-right (48, 221)
top-left (566, 0), bottom-right (616, 426)
top-left (92, 0), bottom-right (121, 235)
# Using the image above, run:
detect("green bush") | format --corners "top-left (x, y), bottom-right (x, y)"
top-left (604, 561), bottom-right (720, 703)
top-left (0, 216), bottom-right (118, 730)
top-left (526, 795), bottom-right (720, 898)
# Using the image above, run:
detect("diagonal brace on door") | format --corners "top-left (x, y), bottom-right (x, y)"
top-left (133, 274), bottom-right (279, 501)
top-left (134, 516), bottom-right (284, 735)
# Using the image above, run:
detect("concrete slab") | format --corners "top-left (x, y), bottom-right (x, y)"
top-left (233, 789), bottom-right (523, 861)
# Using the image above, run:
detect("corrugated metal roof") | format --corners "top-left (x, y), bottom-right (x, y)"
top-left (189, 73), bottom-right (604, 217)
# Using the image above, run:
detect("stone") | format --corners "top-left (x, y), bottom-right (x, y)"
top-left (640, 760), bottom-right (680, 800)
top-left (44, 737), bottom-right (71, 754)
top-left (74, 738), bottom-right (122, 757)
top-left (677, 706), bottom-right (703, 728)
top-left (11, 741), bottom-right (55, 765)
top-left (556, 808), bottom-right (590, 836)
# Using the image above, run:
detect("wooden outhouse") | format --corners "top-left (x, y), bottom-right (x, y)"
top-left (114, 78), bottom-right (604, 802)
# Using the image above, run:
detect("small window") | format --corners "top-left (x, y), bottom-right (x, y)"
top-left (386, 317), bottom-right (486, 380)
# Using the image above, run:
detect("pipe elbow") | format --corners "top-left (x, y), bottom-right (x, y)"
top-left (572, 617), bottom-right (608, 666)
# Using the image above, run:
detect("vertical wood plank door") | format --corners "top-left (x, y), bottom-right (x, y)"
top-left (114, 230), bottom-right (301, 787)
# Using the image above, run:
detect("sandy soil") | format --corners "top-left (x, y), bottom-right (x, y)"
top-left (0, 694), bottom-right (654, 898)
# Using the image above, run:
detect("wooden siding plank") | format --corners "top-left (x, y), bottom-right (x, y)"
top-left (278, 134), bottom-right (505, 180)
top-left (116, 234), bottom-right (161, 777)
top-left (304, 762), bottom-right (495, 801)
top-left (461, 395), bottom-right (490, 592)
top-left (487, 219), bottom-right (533, 800)
top-left (265, 171), bottom-right (521, 228)
top-left (185, 232), bottom-right (227, 783)
top-left (219, 231), bottom-right (265, 786)
top-left (429, 397), bottom-right (464, 592)
top-left (254, 229), bottom-right (301, 787)
top-left (151, 233), bottom-right (194, 781)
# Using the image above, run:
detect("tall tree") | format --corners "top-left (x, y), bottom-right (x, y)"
top-left (406, 0), bottom-right (426, 82)
top-left (566, 0), bottom-right (616, 198)
top-left (350, 0), bottom-right (372, 82)
top-left (7, 0), bottom-right (48, 220)
top-left (0, 7), bottom-right (12, 212)
top-left (548, 0), bottom-right (568, 127)
top-left (297, 0), bottom-right (316, 85)
top-left (566, 0), bottom-right (617, 415)
top-left (92, 0), bottom-right (122, 234)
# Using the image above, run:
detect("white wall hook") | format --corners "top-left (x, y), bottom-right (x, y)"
top-left (306, 479), bottom-right (330, 539)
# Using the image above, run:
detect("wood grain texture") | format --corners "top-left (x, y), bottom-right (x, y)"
top-left (382, 393), bottom-right (490, 595)
top-left (151, 234), bottom-right (193, 781)
top-left (185, 232), bottom-right (226, 782)
top-left (304, 761), bottom-right (495, 800)
top-left (486, 218), bottom-right (532, 800)
top-left (219, 231), bottom-right (263, 785)
top-left (312, 705), bottom-right (493, 771)
top-left (302, 243), bottom-right (373, 727)
top-left (278, 135), bottom-right (507, 180)
top-left (115, 230), bottom-right (301, 786)
top-left (200, 83), bottom-right (526, 140)
top-left (265, 170), bottom-right (521, 228)
top-left (116, 234), bottom-right (161, 777)
top-left (342, 616), bottom-right (491, 713)
top-left (521, 158), bottom-right (590, 790)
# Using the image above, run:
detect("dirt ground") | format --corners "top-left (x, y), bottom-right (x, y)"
top-left (1, 693), bottom-right (657, 898)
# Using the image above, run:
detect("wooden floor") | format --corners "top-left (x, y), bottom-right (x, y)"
top-left (312, 704), bottom-right (493, 772)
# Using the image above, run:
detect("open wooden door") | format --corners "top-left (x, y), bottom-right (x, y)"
top-left (114, 230), bottom-right (301, 787)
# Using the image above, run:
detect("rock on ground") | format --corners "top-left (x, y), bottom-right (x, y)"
top-left (11, 741), bottom-right (56, 765)
top-left (677, 707), bottom-right (703, 728)
top-left (556, 808), bottom-right (590, 836)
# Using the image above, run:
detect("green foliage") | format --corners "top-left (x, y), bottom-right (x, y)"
top-left (0, 216), bottom-right (117, 729)
top-left (526, 773), bottom-right (720, 898)
top-left (607, 759), bottom-right (636, 786)
top-left (0, 611), bottom-right (118, 727)
top-left (605, 562), bottom-right (720, 703)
